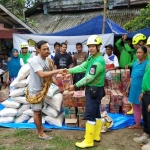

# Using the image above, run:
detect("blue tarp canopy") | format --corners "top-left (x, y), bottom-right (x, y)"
top-left (44, 15), bottom-right (128, 36)
top-left (128, 27), bottom-right (150, 38)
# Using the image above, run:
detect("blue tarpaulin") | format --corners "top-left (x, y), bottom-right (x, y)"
top-left (43, 15), bottom-right (128, 36)
top-left (128, 27), bottom-right (150, 38)
top-left (0, 104), bottom-right (134, 130)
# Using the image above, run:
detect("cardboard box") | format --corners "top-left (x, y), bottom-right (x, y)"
top-left (78, 113), bottom-right (86, 128)
top-left (100, 95), bottom-right (110, 113)
top-left (110, 70), bottom-right (116, 81)
top-left (65, 119), bottom-right (78, 127)
top-left (73, 91), bottom-right (86, 107)
top-left (110, 102), bottom-right (119, 113)
top-left (64, 107), bottom-right (69, 118)
top-left (56, 74), bottom-right (73, 92)
top-left (104, 87), bottom-right (111, 95)
top-left (120, 69), bottom-right (130, 82)
top-left (62, 91), bottom-right (76, 107)
top-left (110, 90), bottom-right (119, 104)
top-left (122, 96), bottom-right (132, 115)
top-left (116, 90), bottom-right (123, 106)
top-left (116, 70), bottom-right (121, 83)
top-left (69, 107), bottom-right (77, 119)
top-left (111, 81), bottom-right (122, 91)
top-left (78, 107), bottom-right (85, 114)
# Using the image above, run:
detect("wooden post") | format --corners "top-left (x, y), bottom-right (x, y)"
top-left (128, 0), bottom-right (130, 8)
top-left (102, 0), bottom-right (107, 34)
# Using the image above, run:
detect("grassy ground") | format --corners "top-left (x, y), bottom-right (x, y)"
top-left (0, 128), bottom-right (142, 150)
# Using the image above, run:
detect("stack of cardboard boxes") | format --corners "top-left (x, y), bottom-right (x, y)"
top-left (64, 106), bottom-right (86, 128)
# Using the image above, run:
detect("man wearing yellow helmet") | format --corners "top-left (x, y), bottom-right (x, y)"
top-left (126, 33), bottom-right (147, 68)
top-left (64, 35), bottom-right (106, 148)
top-left (115, 34), bottom-right (134, 68)
top-left (146, 36), bottom-right (150, 60)
top-left (20, 42), bottom-right (31, 64)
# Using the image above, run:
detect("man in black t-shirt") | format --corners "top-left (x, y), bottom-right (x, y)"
top-left (54, 42), bottom-right (73, 69)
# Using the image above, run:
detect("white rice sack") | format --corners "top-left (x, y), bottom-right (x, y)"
top-left (46, 83), bottom-right (59, 99)
top-left (45, 112), bottom-right (64, 127)
top-left (12, 96), bottom-right (29, 104)
top-left (26, 75), bottom-right (30, 84)
top-left (28, 116), bottom-right (45, 124)
top-left (10, 79), bottom-right (28, 88)
top-left (17, 104), bottom-right (31, 116)
top-left (15, 114), bottom-right (30, 123)
top-left (0, 117), bottom-right (15, 123)
top-left (45, 93), bottom-right (63, 112)
top-left (23, 109), bottom-right (33, 117)
top-left (17, 64), bottom-right (30, 81)
top-left (9, 88), bottom-right (25, 97)
top-left (0, 108), bottom-right (18, 117)
top-left (42, 105), bottom-right (59, 117)
top-left (2, 98), bottom-right (21, 109)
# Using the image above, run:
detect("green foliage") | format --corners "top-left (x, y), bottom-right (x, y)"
top-left (124, 3), bottom-right (150, 31)
top-left (0, 0), bottom-right (38, 27)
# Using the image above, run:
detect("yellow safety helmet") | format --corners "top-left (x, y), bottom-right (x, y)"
top-left (132, 33), bottom-right (146, 45)
top-left (87, 35), bottom-right (102, 46)
top-left (146, 36), bottom-right (150, 46)
top-left (20, 42), bottom-right (29, 49)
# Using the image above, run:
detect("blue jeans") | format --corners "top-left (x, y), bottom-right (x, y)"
top-left (84, 86), bottom-right (103, 122)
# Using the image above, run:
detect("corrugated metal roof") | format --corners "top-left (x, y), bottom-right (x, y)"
top-left (29, 8), bottom-right (141, 34)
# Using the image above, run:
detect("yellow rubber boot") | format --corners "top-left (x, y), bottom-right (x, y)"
top-left (75, 123), bottom-right (95, 148)
top-left (94, 119), bottom-right (103, 142)
top-left (127, 105), bottom-right (134, 115)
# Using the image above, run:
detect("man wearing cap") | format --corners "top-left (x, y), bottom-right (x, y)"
top-left (115, 34), bottom-right (134, 68)
top-left (20, 42), bottom-right (31, 64)
top-left (64, 35), bottom-right (106, 148)
top-left (104, 44), bottom-right (119, 87)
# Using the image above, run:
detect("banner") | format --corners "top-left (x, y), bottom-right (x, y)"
top-left (13, 33), bottom-right (114, 55)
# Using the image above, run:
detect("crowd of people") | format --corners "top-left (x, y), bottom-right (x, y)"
top-left (0, 33), bottom-right (150, 150)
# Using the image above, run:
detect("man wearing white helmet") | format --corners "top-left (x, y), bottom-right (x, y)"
top-left (63, 35), bottom-right (106, 148)
top-left (20, 42), bottom-right (31, 64)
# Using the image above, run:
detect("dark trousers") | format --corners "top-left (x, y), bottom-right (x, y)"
top-left (84, 87), bottom-right (103, 122)
top-left (142, 93), bottom-right (150, 135)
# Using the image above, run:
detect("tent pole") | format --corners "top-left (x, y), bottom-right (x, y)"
top-left (102, 0), bottom-right (107, 34)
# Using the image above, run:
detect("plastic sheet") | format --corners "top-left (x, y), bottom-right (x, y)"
top-left (0, 104), bottom-right (134, 130)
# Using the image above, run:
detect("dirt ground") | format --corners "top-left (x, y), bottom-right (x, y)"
top-left (0, 127), bottom-right (144, 150)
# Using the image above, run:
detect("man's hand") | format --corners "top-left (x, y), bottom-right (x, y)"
top-left (125, 65), bottom-right (128, 69)
top-left (148, 105), bottom-right (150, 112)
top-left (68, 85), bottom-right (75, 91)
top-left (139, 93), bottom-right (143, 102)
top-left (7, 57), bottom-right (11, 61)
top-left (58, 68), bottom-right (69, 74)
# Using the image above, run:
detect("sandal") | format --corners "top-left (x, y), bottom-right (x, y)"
top-left (43, 129), bottom-right (52, 132)
top-left (128, 125), bottom-right (142, 129)
top-left (38, 135), bottom-right (53, 140)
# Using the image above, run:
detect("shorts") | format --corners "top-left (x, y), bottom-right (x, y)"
top-left (2, 72), bottom-right (8, 82)
top-left (31, 101), bottom-right (45, 112)
top-left (29, 91), bottom-right (45, 112)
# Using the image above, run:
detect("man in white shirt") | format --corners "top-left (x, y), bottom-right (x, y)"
top-left (104, 44), bottom-right (119, 86)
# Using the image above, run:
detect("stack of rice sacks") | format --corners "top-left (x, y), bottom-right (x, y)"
top-left (0, 60), bottom-right (64, 127)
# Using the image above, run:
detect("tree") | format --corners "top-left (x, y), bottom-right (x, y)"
top-left (124, 3), bottom-right (150, 31)
top-left (0, 0), bottom-right (38, 27)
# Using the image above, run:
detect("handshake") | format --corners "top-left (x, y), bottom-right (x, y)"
top-left (58, 68), bottom-right (69, 76)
